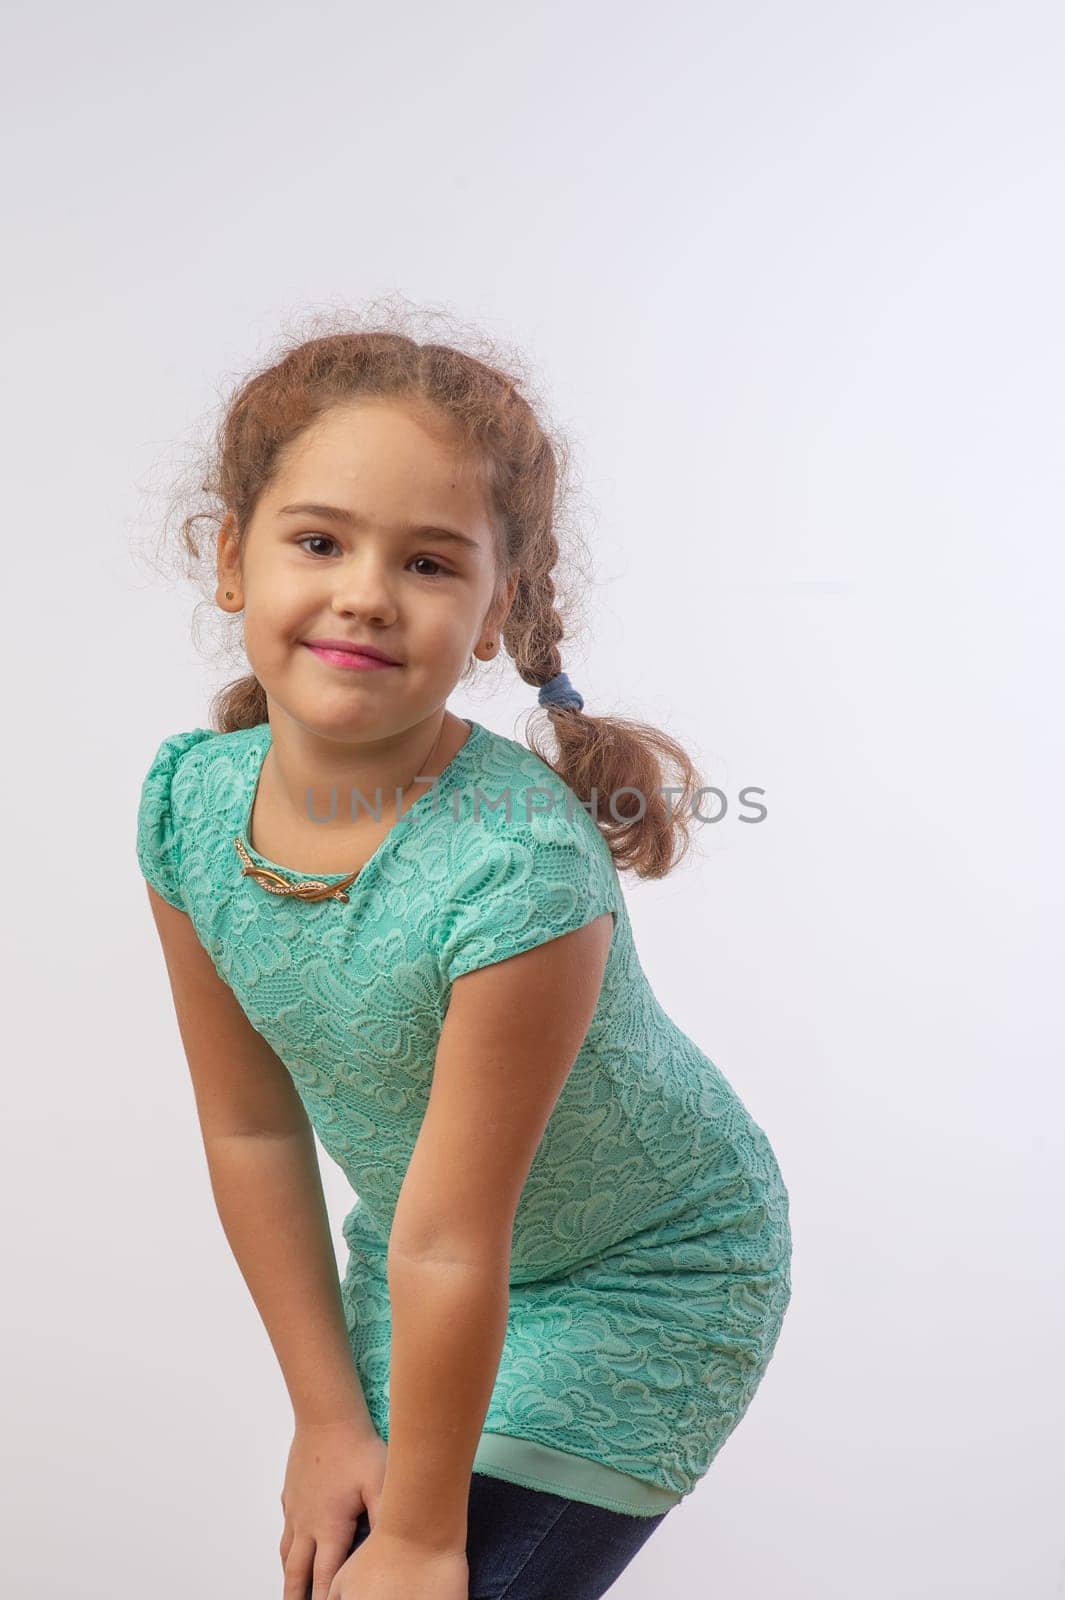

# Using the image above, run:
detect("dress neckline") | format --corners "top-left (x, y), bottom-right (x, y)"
top-left (235, 717), bottom-right (487, 890)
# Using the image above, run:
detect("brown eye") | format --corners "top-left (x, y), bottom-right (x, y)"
top-left (410, 556), bottom-right (449, 578)
top-left (296, 535), bottom-right (337, 558)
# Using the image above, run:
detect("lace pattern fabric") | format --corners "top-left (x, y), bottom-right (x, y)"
top-left (136, 718), bottom-right (793, 1506)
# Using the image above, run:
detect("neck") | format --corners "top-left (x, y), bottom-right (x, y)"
top-left (261, 709), bottom-right (460, 833)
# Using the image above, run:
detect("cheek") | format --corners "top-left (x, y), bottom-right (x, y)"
top-left (420, 617), bottom-right (475, 661)
top-left (242, 610), bottom-right (293, 663)
top-left (245, 580), bottom-right (307, 628)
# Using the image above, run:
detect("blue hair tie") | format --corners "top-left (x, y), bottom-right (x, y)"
top-left (537, 671), bottom-right (584, 711)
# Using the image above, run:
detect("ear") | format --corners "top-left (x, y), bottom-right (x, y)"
top-left (216, 511), bottom-right (242, 608)
top-left (491, 571), bottom-right (520, 634)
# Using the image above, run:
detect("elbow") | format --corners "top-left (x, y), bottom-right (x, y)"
top-left (386, 1219), bottom-right (513, 1274)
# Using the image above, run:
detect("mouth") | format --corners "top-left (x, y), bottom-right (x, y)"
top-left (302, 640), bottom-right (403, 671)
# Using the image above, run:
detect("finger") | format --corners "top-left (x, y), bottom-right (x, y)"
top-left (311, 1539), bottom-right (355, 1600)
top-left (282, 1534), bottom-right (315, 1600)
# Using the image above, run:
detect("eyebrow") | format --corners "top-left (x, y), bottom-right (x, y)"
top-left (278, 502), bottom-right (483, 552)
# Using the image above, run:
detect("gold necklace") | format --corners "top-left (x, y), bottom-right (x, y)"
top-left (233, 834), bottom-right (359, 903)
top-left (233, 719), bottom-right (448, 906)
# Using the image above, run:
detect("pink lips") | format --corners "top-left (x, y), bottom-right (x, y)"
top-left (303, 643), bottom-right (401, 671)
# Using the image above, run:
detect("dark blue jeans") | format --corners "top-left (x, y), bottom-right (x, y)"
top-left (347, 1470), bottom-right (673, 1600)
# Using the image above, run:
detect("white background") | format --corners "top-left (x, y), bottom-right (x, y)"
top-left (2, 2), bottom-right (1062, 1595)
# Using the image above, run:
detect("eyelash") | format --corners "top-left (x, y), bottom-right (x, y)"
top-left (295, 534), bottom-right (452, 579)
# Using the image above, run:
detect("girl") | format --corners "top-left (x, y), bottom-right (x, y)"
top-left (136, 322), bottom-right (793, 1600)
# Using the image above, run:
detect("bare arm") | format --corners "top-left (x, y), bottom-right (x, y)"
top-left (376, 910), bottom-right (615, 1551)
top-left (144, 882), bottom-right (375, 1435)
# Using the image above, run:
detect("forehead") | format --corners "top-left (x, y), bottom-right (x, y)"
top-left (257, 400), bottom-right (492, 550)
top-left (272, 400), bottom-right (482, 502)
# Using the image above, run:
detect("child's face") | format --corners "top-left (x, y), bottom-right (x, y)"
top-left (218, 398), bottom-right (513, 740)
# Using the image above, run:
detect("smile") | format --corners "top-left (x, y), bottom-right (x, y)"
top-left (302, 644), bottom-right (402, 672)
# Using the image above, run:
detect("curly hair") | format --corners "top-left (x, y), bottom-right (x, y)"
top-left (143, 296), bottom-right (706, 878)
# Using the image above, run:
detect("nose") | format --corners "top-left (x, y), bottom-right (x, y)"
top-left (328, 553), bottom-right (399, 625)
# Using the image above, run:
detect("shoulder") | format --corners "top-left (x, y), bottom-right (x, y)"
top-left (140, 726), bottom-right (219, 791)
top-left (434, 726), bottom-right (620, 982)
top-left (458, 724), bottom-right (611, 861)
top-left (135, 726), bottom-right (241, 909)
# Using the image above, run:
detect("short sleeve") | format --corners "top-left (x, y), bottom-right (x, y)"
top-left (135, 729), bottom-right (214, 911)
top-left (438, 821), bottom-right (620, 982)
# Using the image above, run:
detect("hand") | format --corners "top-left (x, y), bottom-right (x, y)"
top-left (326, 1528), bottom-right (469, 1600)
top-left (279, 1418), bottom-right (388, 1600)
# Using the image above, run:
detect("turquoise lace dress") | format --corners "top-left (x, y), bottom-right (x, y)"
top-left (136, 716), bottom-right (792, 1516)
